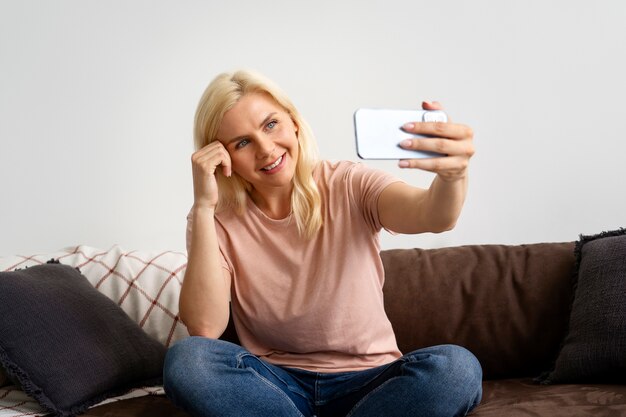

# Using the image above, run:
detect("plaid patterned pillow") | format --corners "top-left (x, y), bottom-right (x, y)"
top-left (0, 245), bottom-right (189, 347)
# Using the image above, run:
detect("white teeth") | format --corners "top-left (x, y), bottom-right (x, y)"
top-left (262, 155), bottom-right (283, 171)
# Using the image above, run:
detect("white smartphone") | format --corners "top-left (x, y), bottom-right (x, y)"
top-left (354, 108), bottom-right (448, 159)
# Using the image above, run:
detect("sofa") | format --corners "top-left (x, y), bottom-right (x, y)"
top-left (1, 230), bottom-right (625, 417)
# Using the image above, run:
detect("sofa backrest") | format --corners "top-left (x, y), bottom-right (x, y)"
top-left (380, 242), bottom-right (576, 379)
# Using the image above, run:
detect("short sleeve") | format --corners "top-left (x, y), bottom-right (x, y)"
top-left (344, 163), bottom-right (403, 232)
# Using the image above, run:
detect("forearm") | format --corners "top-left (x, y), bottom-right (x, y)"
top-left (179, 205), bottom-right (230, 338)
top-left (419, 173), bottom-right (468, 233)
top-left (379, 171), bottom-right (469, 235)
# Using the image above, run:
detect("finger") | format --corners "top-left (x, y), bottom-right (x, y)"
top-left (195, 140), bottom-right (228, 158)
top-left (199, 148), bottom-right (232, 177)
top-left (208, 143), bottom-right (232, 177)
top-left (399, 137), bottom-right (474, 158)
top-left (421, 101), bottom-right (455, 123)
top-left (221, 157), bottom-right (232, 177)
top-left (192, 143), bottom-right (232, 177)
top-left (421, 101), bottom-right (443, 111)
top-left (401, 122), bottom-right (473, 141)
top-left (398, 155), bottom-right (469, 175)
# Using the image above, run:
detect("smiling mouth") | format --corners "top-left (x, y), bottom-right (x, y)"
top-left (261, 154), bottom-right (284, 171)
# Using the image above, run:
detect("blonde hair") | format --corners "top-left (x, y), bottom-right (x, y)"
top-left (193, 69), bottom-right (322, 238)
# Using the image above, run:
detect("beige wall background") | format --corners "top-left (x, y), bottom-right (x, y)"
top-left (1, 0), bottom-right (625, 254)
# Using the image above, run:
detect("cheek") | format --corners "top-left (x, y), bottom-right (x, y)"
top-left (281, 129), bottom-right (299, 150)
top-left (230, 158), bottom-right (245, 172)
top-left (278, 122), bottom-right (297, 138)
top-left (229, 152), bottom-right (255, 174)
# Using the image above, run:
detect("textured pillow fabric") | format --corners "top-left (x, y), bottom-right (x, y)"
top-left (0, 245), bottom-right (188, 347)
top-left (0, 263), bottom-right (166, 417)
top-left (0, 367), bottom-right (9, 387)
top-left (540, 228), bottom-right (626, 383)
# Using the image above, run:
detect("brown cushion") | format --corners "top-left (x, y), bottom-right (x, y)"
top-left (381, 242), bottom-right (575, 379)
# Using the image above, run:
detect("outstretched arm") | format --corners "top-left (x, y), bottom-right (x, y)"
top-left (378, 102), bottom-right (475, 234)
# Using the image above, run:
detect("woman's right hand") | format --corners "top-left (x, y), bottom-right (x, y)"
top-left (191, 141), bottom-right (232, 209)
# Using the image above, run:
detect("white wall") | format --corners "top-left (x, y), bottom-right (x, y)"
top-left (1, 0), bottom-right (625, 255)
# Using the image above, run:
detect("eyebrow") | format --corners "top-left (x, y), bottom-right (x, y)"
top-left (225, 112), bottom-right (278, 145)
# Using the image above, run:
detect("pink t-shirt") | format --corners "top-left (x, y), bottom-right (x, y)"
top-left (187, 160), bottom-right (403, 372)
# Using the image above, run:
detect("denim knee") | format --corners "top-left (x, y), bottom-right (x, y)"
top-left (345, 345), bottom-right (482, 417)
top-left (163, 337), bottom-right (241, 395)
top-left (401, 344), bottom-right (482, 415)
top-left (426, 344), bottom-right (482, 382)
top-left (163, 337), bottom-right (306, 417)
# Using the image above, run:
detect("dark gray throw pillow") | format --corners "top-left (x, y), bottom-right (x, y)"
top-left (539, 228), bottom-right (626, 383)
top-left (0, 263), bottom-right (166, 417)
top-left (0, 366), bottom-right (9, 387)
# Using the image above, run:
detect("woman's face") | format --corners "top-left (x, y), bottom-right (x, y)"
top-left (217, 93), bottom-right (299, 195)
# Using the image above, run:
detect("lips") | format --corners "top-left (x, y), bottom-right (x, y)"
top-left (260, 154), bottom-right (285, 173)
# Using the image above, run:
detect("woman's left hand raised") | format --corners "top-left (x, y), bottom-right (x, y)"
top-left (398, 101), bottom-right (474, 182)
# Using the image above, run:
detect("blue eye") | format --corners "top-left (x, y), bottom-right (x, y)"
top-left (236, 139), bottom-right (250, 149)
top-left (267, 120), bottom-right (278, 129)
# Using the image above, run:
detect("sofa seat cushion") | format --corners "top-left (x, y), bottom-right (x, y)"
top-left (475, 379), bottom-right (626, 417)
top-left (78, 395), bottom-right (190, 417)
top-left (76, 379), bottom-right (626, 417)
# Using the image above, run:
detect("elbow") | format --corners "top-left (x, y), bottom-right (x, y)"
top-left (178, 311), bottom-right (228, 339)
top-left (187, 325), bottom-right (226, 339)
top-left (430, 219), bottom-right (458, 234)
top-left (181, 318), bottom-right (227, 339)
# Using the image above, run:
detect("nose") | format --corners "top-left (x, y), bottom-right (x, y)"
top-left (255, 135), bottom-right (276, 160)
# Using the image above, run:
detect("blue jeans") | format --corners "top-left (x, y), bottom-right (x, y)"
top-left (163, 337), bottom-right (482, 417)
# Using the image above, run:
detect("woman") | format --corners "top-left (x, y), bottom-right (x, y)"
top-left (163, 70), bottom-right (482, 417)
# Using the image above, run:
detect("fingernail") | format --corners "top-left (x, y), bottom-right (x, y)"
top-left (399, 139), bottom-right (412, 148)
top-left (402, 123), bottom-right (415, 130)
top-left (398, 160), bottom-right (409, 168)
